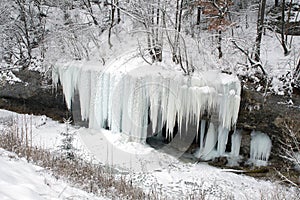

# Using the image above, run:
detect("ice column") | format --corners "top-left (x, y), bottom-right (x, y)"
top-left (250, 131), bottom-right (272, 161)
top-left (231, 130), bottom-right (242, 157)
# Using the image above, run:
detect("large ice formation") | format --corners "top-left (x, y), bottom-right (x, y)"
top-left (53, 58), bottom-right (241, 156)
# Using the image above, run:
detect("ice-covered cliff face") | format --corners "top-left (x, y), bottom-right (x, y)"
top-left (52, 57), bottom-right (241, 145)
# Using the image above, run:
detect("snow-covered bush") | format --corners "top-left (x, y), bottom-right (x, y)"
top-left (59, 118), bottom-right (77, 160)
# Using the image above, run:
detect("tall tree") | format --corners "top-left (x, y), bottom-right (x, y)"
top-left (81, 0), bottom-right (99, 25)
top-left (254, 0), bottom-right (266, 63)
top-left (280, 0), bottom-right (290, 55)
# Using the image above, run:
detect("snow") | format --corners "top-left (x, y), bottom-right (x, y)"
top-left (0, 110), bottom-right (299, 200)
top-left (0, 149), bottom-right (106, 200)
top-left (0, 70), bottom-right (22, 85)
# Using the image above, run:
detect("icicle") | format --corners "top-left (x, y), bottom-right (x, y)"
top-left (77, 69), bottom-right (91, 121)
top-left (250, 131), bottom-right (272, 161)
top-left (199, 120), bottom-right (206, 151)
top-left (88, 71), bottom-right (100, 129)
top-left (231, 130), bottom-right (242, 157)
top-left (52, 66), bottom-right (59, 91)
top-left (54, 61), bottom-right (241, 144)
top-left (217, 125), bottom-right (229, 156)
top-left (201, 123), bottom-right (218, 160)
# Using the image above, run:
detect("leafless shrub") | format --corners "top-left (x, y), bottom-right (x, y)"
top-left (277, 119), bottom-right (300, 186)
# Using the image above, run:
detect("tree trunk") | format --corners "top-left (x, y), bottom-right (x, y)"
top-left (172, 0), bottom-right (180, 63)
top-left (280, 0), bottom-right (289, 55)
top-left (156, 0), bottom-right (160, 41)
top-left (173, 0), bottom-right (187, 74)
top-left (254, 0), bottom-right (266, 62)
top-left (108, 0), bottom-right (115, 48)
top-left (84, 0), bottom-right (99, 25)
top-left (275, 0), bottom-right (279, 7)
top-left (196, 7), bottom-right (201, 25)
top-left (16, 0), bottom-right (32, 66)
top-left (116, 0), bottom-right (121, 23)
top-left (217, 30), bottom-right (223, 59)
top-left (295, 58), bottom-right (300, 79)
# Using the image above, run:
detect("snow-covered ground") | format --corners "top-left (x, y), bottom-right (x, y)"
top-left (0, 109), bottom-right (299, 199)
top-left (0, 148), bottom-right (106, 200)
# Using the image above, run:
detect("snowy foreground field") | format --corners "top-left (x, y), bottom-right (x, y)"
top-left (0, 109), bottom-right (298, 200)
top-left (0, 149), bottom-right (106, 200)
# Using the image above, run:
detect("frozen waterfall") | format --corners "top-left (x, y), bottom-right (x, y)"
top-left (52, 58), bottom-right (241, 148)
top-left (250, 131), bottom-right (272, 161)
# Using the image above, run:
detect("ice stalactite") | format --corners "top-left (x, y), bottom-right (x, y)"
top-left (250, 131), bottom-right (272, 161)
top-left (199, 120), bottom-right (206, 151)
top-left (231, 130), bottom-right (242, 157)
top-left (199, 123), bottom-right (218, 160)
top-left (52, 58), bottom-right (241, 146)
top-left (217, 126), bottom-right (229, 156)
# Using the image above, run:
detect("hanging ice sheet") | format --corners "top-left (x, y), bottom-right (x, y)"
top-left (52, 58), bottom-right (241, 142)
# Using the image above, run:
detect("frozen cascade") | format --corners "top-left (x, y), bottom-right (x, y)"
top-left (52, 59), bottom-right (241, 145)
top-left (231, 130), bottom-right (242, 157)
top-left (217, 126), bottom-right (229, 156)
top-left (200, 123), bottom-right (218, 160)
top-left (250, 131), bottom-right (272, 161)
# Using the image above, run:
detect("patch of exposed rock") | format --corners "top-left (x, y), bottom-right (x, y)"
top-left (0, 69), bottom-right (70, 121)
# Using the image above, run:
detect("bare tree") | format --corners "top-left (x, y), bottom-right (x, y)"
top-left (172, 0), bottom-right (184, 63)
top-left (0, 0), bottom-right (48, 67)
top-left (108, 0), bottom-right (121, 48)
top-left (254, 0), bottom-right (266, 63)
top-left (279, 0), bottom-right (290, 56)
top-left (196, 0), bottom-right (234, 59)
top-left (277, 120), bottom-right (300, 186)
top-left (81, 0), bottom-right (99, 25)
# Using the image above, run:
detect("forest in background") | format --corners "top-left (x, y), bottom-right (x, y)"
top-left (0, 0), bottom-right (299, 98)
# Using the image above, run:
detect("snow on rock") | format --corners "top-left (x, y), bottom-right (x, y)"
top-left (53, 56), bottom-right (241, 145)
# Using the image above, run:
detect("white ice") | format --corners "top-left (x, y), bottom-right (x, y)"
top-left (250, 131), bottom-right (272, 161)
top-left (53, 58), bottom-right (241, 145)
top-left (231, 130), bottom-right (242, 157)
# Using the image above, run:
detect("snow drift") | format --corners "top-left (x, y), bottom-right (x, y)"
top-left (52, 56), bottom-right (241, 146)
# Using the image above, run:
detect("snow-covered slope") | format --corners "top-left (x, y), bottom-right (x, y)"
top-left (1, 110), bottom-right (299, 200)
top-left (0, 149), bottom-right (106, 200)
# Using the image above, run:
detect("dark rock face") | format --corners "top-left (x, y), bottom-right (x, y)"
top-left (0, 70), bottom-right (70, 121)
top-left (237, 87), bottom-right (300, 159)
